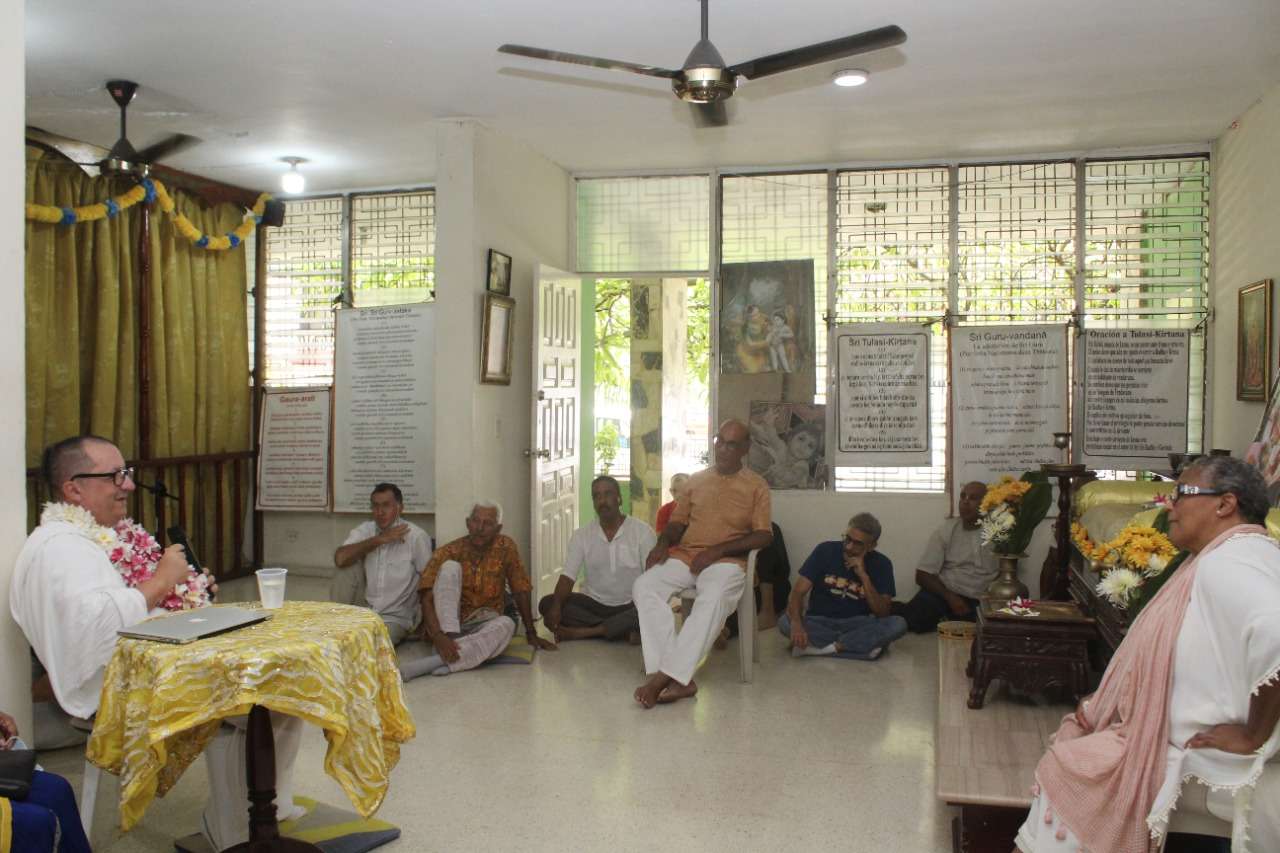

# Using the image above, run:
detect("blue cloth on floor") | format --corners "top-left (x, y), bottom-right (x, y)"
top-left (10, 769), bottom-right (92, 853)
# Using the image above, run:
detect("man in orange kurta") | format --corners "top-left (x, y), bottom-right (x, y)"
top-left (633, 419), bottom-right (773, 707)
top-left (401, 501), bottom-right (556, 680)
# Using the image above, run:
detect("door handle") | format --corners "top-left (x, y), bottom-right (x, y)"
top-left (524, 448), bottom-right (552, 460)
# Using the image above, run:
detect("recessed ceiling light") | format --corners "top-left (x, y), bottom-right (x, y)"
top-left (832, 69), bottom-right (869, 87)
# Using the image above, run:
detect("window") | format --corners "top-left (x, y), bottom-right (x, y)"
top-left (263, 189), bottom-right (435, 386)
top-left (716, 157), bottom-right (1208, 493)
top-left (576, 175), bottom-right (710, 273)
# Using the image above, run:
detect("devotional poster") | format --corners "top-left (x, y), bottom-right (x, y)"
top-left (747, 401), bottom-right (828, 490)
top-left (718, 260), bottom-right (813, 375)
top-left (829, 323), bottom-right (931, 467)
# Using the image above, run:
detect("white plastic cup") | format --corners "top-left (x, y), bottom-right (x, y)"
top-left (256, 567), bottom-right (288, 609)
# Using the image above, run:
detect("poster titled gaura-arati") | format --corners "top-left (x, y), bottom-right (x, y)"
top-left (719, 260), bottom-right (813, 375)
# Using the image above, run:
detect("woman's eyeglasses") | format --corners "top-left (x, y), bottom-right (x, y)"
top-left (1171, 483), bottom-right (1226, 504)
top-left (71, 466), bottom-right (136, 487)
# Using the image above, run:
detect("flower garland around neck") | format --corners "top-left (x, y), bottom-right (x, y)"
top-left (41, 502), bottom-right (212, 611)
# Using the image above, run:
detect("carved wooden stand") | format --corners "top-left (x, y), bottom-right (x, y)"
top-left (966, 599), bottom-right (1093, 710)
top-left (223, 706), bottom-right (321, 853)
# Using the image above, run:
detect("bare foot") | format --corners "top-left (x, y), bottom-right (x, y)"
top-left (657, 680), bottom-right (698, 704)
top-left (634, 673), bottom-right (671, 709)
top-left (627, 630), bottom-right (641, 646)
top-left (553, 625), bottom-right (603, 641)
top-left (713, 626), bottom-right (730, 651)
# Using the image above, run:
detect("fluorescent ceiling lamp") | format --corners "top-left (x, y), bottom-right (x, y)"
top-left (832, 69), bottom-right (869, 87)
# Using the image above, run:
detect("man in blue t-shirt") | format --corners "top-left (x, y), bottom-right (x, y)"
top-left (778, 512), bottom-right (908, 661)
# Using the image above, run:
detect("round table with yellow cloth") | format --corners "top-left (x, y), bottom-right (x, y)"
top-left (86, 601), bottom-right (415, 832)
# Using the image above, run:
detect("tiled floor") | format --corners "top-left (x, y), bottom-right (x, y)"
top-left (42, 629), bottom-right (955, 853)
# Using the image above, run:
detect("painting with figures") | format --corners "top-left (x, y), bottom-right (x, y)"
top-left (719, 259), bottom-right (813, 375)
top-left (747, 401), bottom-right (828, 490)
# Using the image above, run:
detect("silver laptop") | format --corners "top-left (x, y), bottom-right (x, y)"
top-left (118, 606), bottom-right (270, 644)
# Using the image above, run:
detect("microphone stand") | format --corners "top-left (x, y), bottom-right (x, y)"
top-left (135, 478), bottom-right (179, 540)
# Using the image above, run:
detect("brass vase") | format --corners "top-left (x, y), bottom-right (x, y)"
top-left (987, 552), bottom-right (1030, 600)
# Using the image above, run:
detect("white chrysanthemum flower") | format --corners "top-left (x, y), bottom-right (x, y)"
top-left (1097, 568), bottom-right (1141, 609)
top-left (1145, 553), bottom-right (1170, 578)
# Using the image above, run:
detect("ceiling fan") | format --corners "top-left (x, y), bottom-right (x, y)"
top-left (499, 0), bottom-right (906, 127)
top-left (27, 79), bottom-right (201, 178)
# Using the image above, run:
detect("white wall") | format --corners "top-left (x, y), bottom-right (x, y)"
top-left (773, 489), bottom-right (1055, 598)
top-left (1210, 82), bottom-right (1280, 452)
top-left (1, 0), bottom-right (28, 732)
top-left (434, 121), bottom-right (570, 548)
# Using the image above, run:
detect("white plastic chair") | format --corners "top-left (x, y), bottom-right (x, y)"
top-left (679, 548), bottom-right (760, 682)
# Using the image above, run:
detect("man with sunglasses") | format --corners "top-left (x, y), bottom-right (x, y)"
top-left (891, 480), bottom-right (997, 633)
top-left (779, 513), bottom-right (907, 661)
top-left (11, 436), bottom-right (305, 850)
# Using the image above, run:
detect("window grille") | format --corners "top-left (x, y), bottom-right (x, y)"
top-left (351, 191), bottom-right (436, 307)
top-left (1083, 158), bottom-right (1208, 452)
top-left (834, 168), bottom-right (951, 491)
top-left (263, 190), bottom-right (436, 386)
top-left (264, 197), bottom-right (343, 386)
top-left (576, 175), bottom-right (710, 273)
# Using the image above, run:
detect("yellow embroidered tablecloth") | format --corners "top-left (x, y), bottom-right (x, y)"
top-left (87, 601), bottom-right (415, 831)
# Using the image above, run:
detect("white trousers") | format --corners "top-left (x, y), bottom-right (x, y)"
top-left (433, 560), bottom-right (516, 672)
top-left (633, 559), bottom-right (745, 686)
top-left (203, 711), bottom-right (304, 851)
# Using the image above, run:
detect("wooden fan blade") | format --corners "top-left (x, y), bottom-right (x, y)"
top-left (499, 44), bottom-right (678, 79)
top-left (26, 126), bottom-right (105, 177)
top-left (136, 133), bottom-right (201, 164)
top-left (728, 25), bottom-right (906, 80)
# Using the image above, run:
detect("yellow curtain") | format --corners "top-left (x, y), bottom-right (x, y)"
top-left (25, 147), bottom-right (253, 572)
top-left (25, 146), bottom-right (141, 463)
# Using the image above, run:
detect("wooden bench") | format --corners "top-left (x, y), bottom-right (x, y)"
top-left (935, 633), bottom-right (1070, 852)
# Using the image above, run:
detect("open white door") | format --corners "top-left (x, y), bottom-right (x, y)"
top-left (528, 265), bottom-right (581, 604)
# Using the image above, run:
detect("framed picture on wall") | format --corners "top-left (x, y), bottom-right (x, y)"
top-left (1238, 279), bottom-right (1272, 401)
top-left (480, 293), bottom-right (515, 385)
top-left (486, 249), bottom-right (512, 295)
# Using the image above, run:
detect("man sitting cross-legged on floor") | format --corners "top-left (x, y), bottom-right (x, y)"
top-left (633, 419), bottom-right (773, 708)
top-left (779, 512), bottom-right (907, 661)
top-left (890, 480), bottom-right (996, 632)
top-left (400, 500), bottom-right (557, 681)
top-left (540, 475), bottom-right (655, 643)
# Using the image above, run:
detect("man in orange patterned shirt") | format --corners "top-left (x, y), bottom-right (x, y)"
top-left (400, 501), bottom-right (557, 680)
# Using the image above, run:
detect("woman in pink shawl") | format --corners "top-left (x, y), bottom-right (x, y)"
top-left (1018, 456), bottom-right (1280, 853)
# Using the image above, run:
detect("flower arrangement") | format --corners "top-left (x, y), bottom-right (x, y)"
top-left (42, 502), bottom-right (212, 611)
top-left (1072, 511), bottom-right (1186, 611)
top-left (978, 472), bottom-right (1053, 555)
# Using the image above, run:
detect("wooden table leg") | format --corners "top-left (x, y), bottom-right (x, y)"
top-left (223, 705), bottom-right (321, 853)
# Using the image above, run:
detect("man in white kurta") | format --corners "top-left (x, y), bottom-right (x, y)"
top-left (539, 475), bottom-right (655, 642)
top-left (332, 482), bottom-right (433, 644)
top-left (10, 436), bottom-right (304, 851)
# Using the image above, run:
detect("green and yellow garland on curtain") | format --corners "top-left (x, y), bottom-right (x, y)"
top-left (25, 177), bottom-right (271, 251)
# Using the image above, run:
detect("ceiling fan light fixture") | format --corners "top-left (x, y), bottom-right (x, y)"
top-left (672, 66), bottom-right (736, 103)
top-left (832, 68), bottom-right (869, 87)
top-left (280, 156), bottom-right (307, 194)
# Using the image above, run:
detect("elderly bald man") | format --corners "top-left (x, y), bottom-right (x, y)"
top-left (633, 419), bottom-right (773, 708)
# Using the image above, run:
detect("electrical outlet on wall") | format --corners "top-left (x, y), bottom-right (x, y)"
top-left (285, 528), bottom-right (299, 544)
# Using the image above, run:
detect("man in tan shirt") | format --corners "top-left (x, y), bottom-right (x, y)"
top-left (633, 419), bottom-right (773, 708)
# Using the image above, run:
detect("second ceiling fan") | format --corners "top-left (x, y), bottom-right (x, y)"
top-left (499, 0), bottom-right (906, 127)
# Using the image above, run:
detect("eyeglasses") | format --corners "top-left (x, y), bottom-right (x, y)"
top-left (71, 466), bottom-right (135, 487)
top-left (1172, 483), bottom-right (1227, 504)
top-left (843, 533), bottom-right (874, 549)
top-left (713, 435), bottom-right (747, 449)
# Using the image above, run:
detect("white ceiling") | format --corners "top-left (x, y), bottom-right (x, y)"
top-left (24, 0), bottom-right (1280, 194)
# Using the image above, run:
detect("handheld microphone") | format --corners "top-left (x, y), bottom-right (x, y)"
top-left (167, 525), bottom-right (215, 602)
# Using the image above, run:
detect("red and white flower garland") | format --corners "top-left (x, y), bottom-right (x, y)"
top-left (42, 503), bottom-right (212, 611)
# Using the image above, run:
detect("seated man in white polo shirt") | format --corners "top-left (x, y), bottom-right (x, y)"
top-left (540, 475), bottom-right (656, 642)
top-left (333, 482), bottom-right (433, 645)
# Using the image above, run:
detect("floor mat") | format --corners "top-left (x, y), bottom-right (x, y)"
top-left (173, 796), bottom-right (399, 853)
